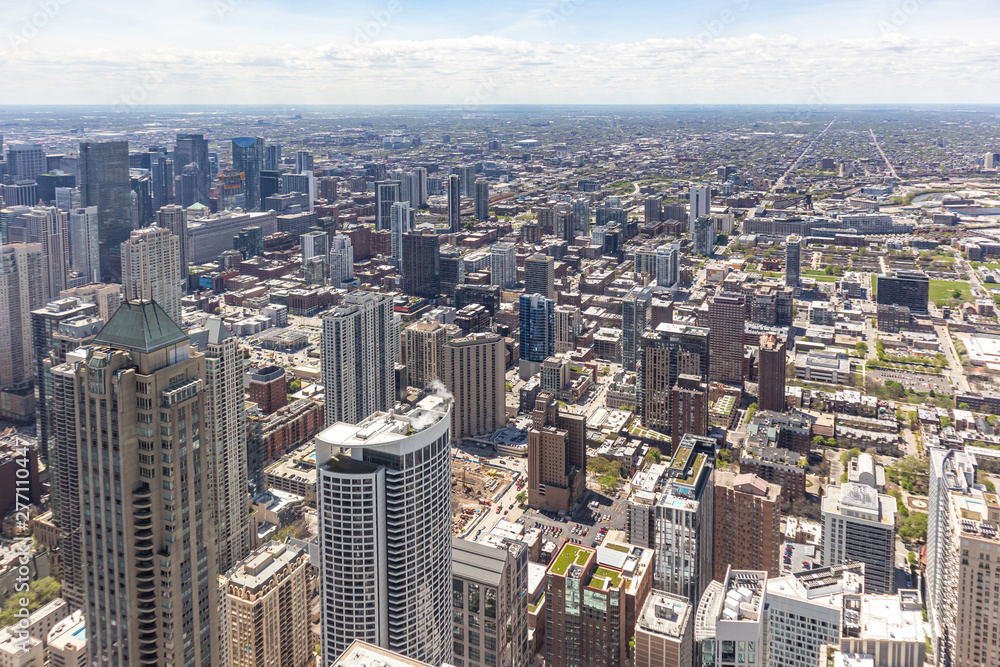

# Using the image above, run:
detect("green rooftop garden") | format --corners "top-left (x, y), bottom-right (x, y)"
top-left (527, 594), bottom-right (545, 614)
top-left (677, 453), bottom-right (708, 486)
top-left (550, 544), bottom-right (591, 576)
top-left (670, 446), bottom-right (693, 470)
top-left (589, 567), bottom-right (623, 590)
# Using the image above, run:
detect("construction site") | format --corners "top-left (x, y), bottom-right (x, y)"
top-left (450, 457), bottom-right (517, 535)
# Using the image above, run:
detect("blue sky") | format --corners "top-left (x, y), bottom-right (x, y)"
top-left (2, 0), bottom-right (999, 104)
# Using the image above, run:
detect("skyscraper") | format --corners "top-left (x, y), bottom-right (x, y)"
top-left (301, 229), bottom-right (329, 265)
top-left (79, 140), bottom-right (132, 281)
top-left (527, 392), bottom-right (586, 512)
top-left (654, 434), bottom-right (716, 604)
top-left (474, 178), bottom-right (490, 221)
top-left (15, 206), bottom-right (67, 300)
top-left (52, 301), bottom-right (220, 665)
top-left (489, 242), bottom-right (517, 289)
top-left (692, 214), bottom-right (716, 256)
top-left (785, 235), bottom-right (802, 288)
top-left (672, 374), bottom-right (708, 447)
top-left (329, 233), bottom-right (354, 288)
top-left (708, 292), bottom-right (745, 385)
top-left (321, 291), bottom-right (395, 426)
top-left (401, 232), bottom-right (440, 298)
top-left (694, 568), bottom-right (768, 667)
top-left (447, 174), bottom-right (462, 233)
top-left (406, 318), bottom-right (448, 389)
top-left (757, 333), bottom-right (787, 412)
top-left (443, 332), bottom-right (505, 441)
top-left (518, 293), bottom-right (555, 378)
top-left (315, 395), bottom-right (453, 666)
top-left (689, 183), bottom-right (711, 232)
top-left (231, 137), bottom-right (265, 212)
top-left (156, 204), bottom-right (190, 292)
top-left (635, 591), bottom-right (692, 667)
top-left (376, 180), bottom-right (402, 231)
top-left (122, 226), bottom-right (182, 324)
top-left (390, 201), bottom-right (412, 269)
top-left (876, 270), bottom-right (929, 314)
top-left (197, 317), bottom-right (249, 574)
top-left (524, 253), bottom-right (554, 301)
top-left (622, 285), bottom-right (655, 372)
top-left (264, 143), bottom-right (282, 171)
top-left (456, 164), bottom-right (477, 197)
top-left (0, 243), bottom-right (45, 389)
top-left (713, 472), bottom-right (781, 580)
top-left (655, 243), bottom-right (680, 288)
top-left (641, 323), bottom-right (710, 441)
top-left (6, 143), bottom-right (46, 181)
top-left (67, 206), bottom-right (100, 282)
top-left (572, 198), bottom-right (591, 236)
top-left (553, 304), bottom-right (582, 354)
top-left (174, 133), bottom-right (210, 205)
top-left (413, 167), bottom-right (428, 206)
top-left (821, 481), bottom-right (897, 594)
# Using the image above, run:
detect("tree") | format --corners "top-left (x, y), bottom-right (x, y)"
top-left (288, 378), bottom-right (302, 393)
top-left (644, 449), bottom-right (662, 465)
top-left (978, 470), bottom-right (996, 493)
top-left (855, 341), bottom-right (868, 356)
top-left (588, 456), bottom-right (623, 478)
top-left (813, 435), bottom-right (826, 447)
top-left (746, 403), bottom-right (758, 422)
top-left (599, 475), bottom-right (619, 491)
top-left (840, 448), bottom-right (861, 466)
top-left (0, 577), bottom-right (61, 626)
top-left (515, 491), bottom-right (527, 505)
top-left (952, 289), bottom-right (963, 300)
top-left (940, 415), bottom-right (952, 429)
top-left (898, 512), bottom-right (928, 543)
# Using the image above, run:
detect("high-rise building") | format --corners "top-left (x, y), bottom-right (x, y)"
top-left (51, 301), bottom-right (220, 665)
top-left (644, 196), bottom-right (663, 224)
top-left (376, 180), bottom-right (402, 231)
top-left (6, 143), bottom-right (46, 181)
top-left (653, 434), bottom-right (716, 604)
top-left (452, 537), bottom-right (530, 667)
top-left (225, 540), bottom-right (311, 667)
top-left (444, 332), bottom-right (505, 441)
top-left (693, 214), bottom-right (716, 256)
top-left (447, 174), bottom-right (462, 233)
top-left (59, 282), bottom-right (122, 323)
top-left (640, 323), bottom-right (710, 441)
top-left (264, 144), bottom-right (282, 171)
top-left (623, 285), bottom-right (655, 372)
top-left (406, 318), bottom-right (448, 389)
top-left (36, 172), bottom-right (76, 206)
top-left (694, 568), bottom-right (768, 667)
top-left (524, 253), bottom-right (554, 301)
top-left (247, 365), bottom-right (287, 415)
top-left (321, 291), bottom-right (395, 426)
top-left (689, 183), bottom-right (711, 232)
top-left (545, 543), bottom-right (626, 667)
top-left (156, 204), bottom-right (190, 291)
top-left (785, 235), bottom-right (802, 287)
top-left (31, 297), bottom-right (97, 458)
top-left (655, 243), bottom-right (680, 288)
top-left (79, 140), bottom-right (131, 281)
top-left (553, 304), bottom-right (582, 354)
top-left (758, 333), bottom-right (787, 412)
top-left (708, 292), bottom-right (745, 385)
top-left (390, 201), bottom-right (412, 268)
top-left (474, 178), bottom-right (490, 221)
top-left (197, 318), bottom-right (249, 574)
top-left (572, 198), bottom-right (591, 236)
top-left (634, 590), bottom-right (692, 667)
top-left (527, 392), bottom-right (586, 512)
top-left (232, 137), bottom-right (265, 211)
top-left (13, 206), bottom-right (67, 300)
top-left (821, 482), bottom-right (897, 594)
top-left (0, 243), bottom-right (45, 389)
top-left (518, 293), bottom-right (555, 378)
top-left (315, 395), bottom-right (453, 666)
top-left (233, 225), bottom-right (263, 259)
top-left (489, 242), bottom-right (517, 288)
top-left (301, 229), bottom-right (329, 266)
top-left (329, 233), bottom-right (354, 288)
top-left (55, 186), bottom-right (82, 212)
top-left (671, 374), bottom-right (708, 447)
top-left (174, 134), bottom-right (210, 206)
top-left (295, 150), bottom-right (314, 174)
top-left (67, 206), bottom-right (100, 283)
top-left (122, 225), bottom-right (183, 324)
top-left (401, 232), bottom-right (441, 298)
top-left (439, 245), bottom-right (464, 296)
top-left (413, 167), bottom-right (428, 206)
top-left (876, 270), bottom-right (929, 314)
top-left (713, 473), bottom-right (781, 579)
top-left (455, 164), bottom-right (477, 197)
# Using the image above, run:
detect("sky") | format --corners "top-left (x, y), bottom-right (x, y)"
top-left (2, 0), bottom-right (999, 105)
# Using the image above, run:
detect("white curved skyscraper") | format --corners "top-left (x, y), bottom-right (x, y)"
top-left (316, 395), bottom-right (453, 666)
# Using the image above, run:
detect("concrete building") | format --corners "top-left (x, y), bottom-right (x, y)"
top-left (518, 293), bottom-right (555, 379)
top-left (689, 183), bottom-right (711, 232)
top-left (672, 374), bottom-right (709, 448)
top-left (315, 395), bottom-right (453, 666)
top-left (474, 179), bottom-right (490, 221)
top-left (66, 206), bottom-right (100, 283)
top-left (122, 225), bottom-right (182, 324)
top-left (329, 233), bottom-right (355, 288)
top-left (451, 537), bottom-right (530, 667)
top-left (623, 285), bottom-right (655, 373)
top-left (321, 291), bottom-right (395, 426)
top-left (694, 568), bottom-right (768, 667)
top-left (489, 242), bottom-right (517, 289)
top-left (527, 392), bottom-right (586, 513)
top-left (757, 333), bottom-right (786, 413)
top-left (553, 305), bottom-right (582, 354)
top-left (247, 365), bottom-right (287, 415)
top-left (875, 271), bottom-right (929, 315)
top-left (401, 232), bottom-right (440, 298)
top-left (225, 540), bottom-right (311, 667)
top-left (46, 609), bottom-right (87, 667)
top-left (634, 590), bottom-right (693, 667)
top-left (444, 332), bottom-right (506, 442)
top-left (708, 292), bottom-right (745, 385)
top-left (545, 543), bottom-right (627, 667)
top-left (785, 235), bottom-right (802, 288)
top-left (0, 628), bottom-right (43, 667)
top-left (524, 254), bottom-right (555, 301)
top-left (713, 473), bottom-right (781, 580)
top-left (0, 243), bottom-right (45, 389)
top-left (640, 323), bottom-right (710, 441)
top-left (655, 243), bottom-right (680, 288)
top-left (51, 301), bottom-right (220, 665)
top-left (79, 140), bottom-right (131, 281)
top-left (654, 434), bottom-right (716, 605)
top-left (333, 640), bottom-right (436, 667)
top-left (447, 174), bottom-right (462, 233)
top-left (406, 318), bottom-right (448, 389)
top-left (693, 214), bottom-right (716, 257)
top-left (156, 204), bottom-right (190, 290)
top-left (390, 201), bottom-right (411, 269)
top-left (821, 482), bottom-right (896, 594)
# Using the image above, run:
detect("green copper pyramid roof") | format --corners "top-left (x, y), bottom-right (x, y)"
top-left (93, 300), bottom-right (187, 353)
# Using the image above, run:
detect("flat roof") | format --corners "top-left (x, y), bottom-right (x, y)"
top-left (452, 538), bottom-right (508, 588)
top-left (637, 590), bottom-right (692, 640)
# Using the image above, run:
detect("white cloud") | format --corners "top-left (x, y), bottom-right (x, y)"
top-left (3, 33), bottom-right (999, 104)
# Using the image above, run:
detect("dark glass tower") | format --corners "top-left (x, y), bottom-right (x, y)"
top-left (79, 140), bottom-right (132, 281)
top-left (231, 137), bottom-right (264, 212)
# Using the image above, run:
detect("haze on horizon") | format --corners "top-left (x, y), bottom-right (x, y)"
top-left (3, 0), bottom-right (999, 106)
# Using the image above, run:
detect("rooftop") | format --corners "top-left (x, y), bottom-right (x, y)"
top-left (93, 299), bottom-right (187, 353)
top-left (334, 640), bottom-right (434, 667)
top-left (550, 543), bottom-right (593, 577)
top-left (637, 590), bottom-right (692, 640)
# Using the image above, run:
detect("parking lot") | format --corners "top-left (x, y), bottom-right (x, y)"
top-left (781, 541), bottom-right (822, 575)
top-left (514, 490), bottom-right (630, 549)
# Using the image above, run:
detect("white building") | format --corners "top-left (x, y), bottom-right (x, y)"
top-left (689, 183), bottom-right (711, 231)
top-left (316, 395), bottom-right (453, 666)
top-left (656, 243), bottom-right (680, 288)
top-left (821, 482), bottom-right (896, 594)
top-left (329, 234), bottom-right (354, 288)
top-left (67, 206), bottom-right (99, 283)
top-left (390, 202), bottom-right (412, 269)
top-left (695, 568), bottom-right (768, 667)
top-left (46, 609), bottom-right (87, 667)
top-left (0, 628), bottom-right (44, 667)
top-left (489, 242), bottom-right (517, 289)
top-left (122, 225), bottom-right (182, 324)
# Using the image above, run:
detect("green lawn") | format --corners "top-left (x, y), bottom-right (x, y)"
top-left (871, 274), bottom-right (878, 298)
top-left (590, 566), bottom-right (623, 589)
top-left (929, 280), bottom-right (972, 305)
top-left (551, 544), bottom-right (590, 576)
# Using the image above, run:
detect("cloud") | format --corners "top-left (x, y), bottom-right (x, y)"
top-left (3, 33), bottom-right (1000, 104)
